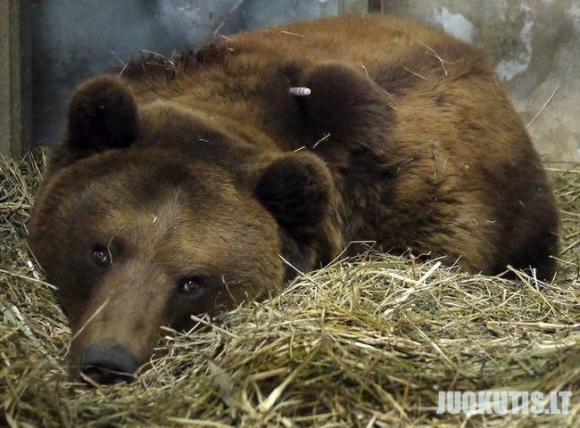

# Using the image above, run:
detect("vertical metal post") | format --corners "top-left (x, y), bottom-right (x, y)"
top-left (0, 0), bottom-right (32, 159)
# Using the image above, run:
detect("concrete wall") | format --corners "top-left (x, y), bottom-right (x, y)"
top-left (383, 0), bottom-right (580, 161)
top-left (29, 0), bottom-right (578, 161)
top-left (30, 0), bottom-right (365, 148)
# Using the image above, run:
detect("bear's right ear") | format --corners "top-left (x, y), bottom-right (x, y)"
top-left (65, 75), bottom-right (138, 153)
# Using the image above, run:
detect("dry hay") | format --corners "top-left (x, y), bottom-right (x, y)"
top-left (1, 152), bottom-right (578, 428)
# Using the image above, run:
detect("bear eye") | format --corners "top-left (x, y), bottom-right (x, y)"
top-left (92, 245), bottom-right (111, 267)
top-left (177, 276), bottom-right (205, 295)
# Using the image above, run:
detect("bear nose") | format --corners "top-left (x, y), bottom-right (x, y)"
top-left (80, 343), bottom-right (139, 384)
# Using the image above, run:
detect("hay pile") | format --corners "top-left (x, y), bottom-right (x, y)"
top-left (1, 153), bottom-right (578, 427)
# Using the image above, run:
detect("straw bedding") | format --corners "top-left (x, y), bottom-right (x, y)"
top-left (1, 152), bottom-right (578, 427)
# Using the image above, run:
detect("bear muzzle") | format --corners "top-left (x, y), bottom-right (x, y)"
top-left (79, 342), bottom-right (140, 384)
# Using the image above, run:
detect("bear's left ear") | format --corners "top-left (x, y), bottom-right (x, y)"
top-left (254, 152), bottom-right (335, 275)
top-left (65, 75), bottom-right (138, 153)
top-left (255, 152), bottom-right (332, 235)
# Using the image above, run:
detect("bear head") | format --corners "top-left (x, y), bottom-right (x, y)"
top-left (28, 76), bottom-right (339, 384)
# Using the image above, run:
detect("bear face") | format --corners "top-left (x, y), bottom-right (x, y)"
top-left (31, 151), bottom-right (290, 382)
top-left (29, 14), bottom-right (560, 384)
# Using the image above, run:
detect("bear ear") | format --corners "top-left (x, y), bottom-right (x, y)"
top-left (295, 62), bottom-right (393, 150)
top-left (65, 75), bottom-right (138, 153)
top-left (255, 152), bottom-right (333, 238)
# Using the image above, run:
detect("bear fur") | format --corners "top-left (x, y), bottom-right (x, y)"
top-left (28, 14), bottom-right (560, 384)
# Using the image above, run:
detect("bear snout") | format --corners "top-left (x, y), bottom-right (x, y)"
top-left (79, 342), bottom-right (140, 385)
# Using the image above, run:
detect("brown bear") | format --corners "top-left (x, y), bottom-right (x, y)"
top-left (28, 14), bottom-right (559, 384)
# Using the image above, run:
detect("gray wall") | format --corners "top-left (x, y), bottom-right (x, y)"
top-left (31, 0), bottom-right (365, 146)
top-left (31, 0), bottom-right (579, 161)
top-left (383, 0), bottom-right (580, 162)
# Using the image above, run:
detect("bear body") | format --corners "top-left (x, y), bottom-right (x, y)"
top-left (28, 14), bottom-right (559, 383)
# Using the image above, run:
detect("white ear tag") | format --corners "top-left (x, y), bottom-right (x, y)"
top-left (289, 87), bottom-right (312, 96)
